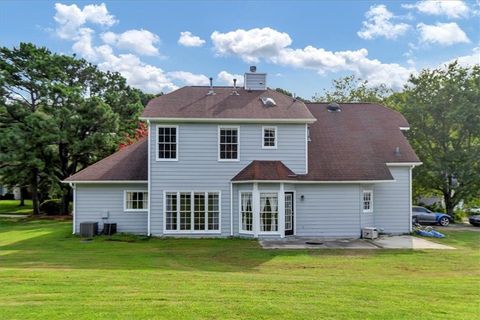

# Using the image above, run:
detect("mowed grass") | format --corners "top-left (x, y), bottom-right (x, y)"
top-left (0, 219), bottom-right (478, 319)
top-left (0, 200), bottom-right (33, 215)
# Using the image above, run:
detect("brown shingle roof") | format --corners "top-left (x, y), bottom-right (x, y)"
top-left (141, 86), bottom-right (316, 121)
top-left (64, 138), bottom-right (148, 182)
top-left (232, 161), bottom-right (297, 181)
top-left (298, 103), bottom-right (420, 181)
top-left (65, 101), bottom-right (420, 183)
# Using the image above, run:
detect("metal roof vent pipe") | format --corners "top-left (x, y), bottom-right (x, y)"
top-left (327, 102), bottom-right (341, 112)
top-left (231, 78), bottom-right (240, 95)
top-left (207, 77), bottom-right (216, 95)
top-left (394, 146), bottom-right (401, 156)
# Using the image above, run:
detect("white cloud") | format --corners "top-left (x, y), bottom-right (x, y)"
top-left (211, 27), bottom-right (414, 89)
top-left (53, 2), bottom-right (182, 93)
top-left (178, 31), bottom-right (206, 47)
top-left (417, 22), bottom-right (470, 45)
top-left (54, 3), bottom-right (116, 40)
top-left (101, 29), bottom-right (160, 56)
top-left (167, 71), bottom-right (210, 86)
top-left (95, 45), bottom-right (177, 93)
top-left (403, 0), bottom-right (470, 19)
top-left (211, 27), bottom-right (292, 63)
top-left (358, 5), bottom-right (410, 40)
top-left (71, 27), bottom-right (97, 60)
top-left (444, 47), bottom-right (480, 67)
top-left (217, 71), bottom-right (244, 86)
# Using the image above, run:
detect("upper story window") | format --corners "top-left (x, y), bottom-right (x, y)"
top-left (262, 126), bottom-right (277, 149)
top-left (157, 125), bottom-right (178, 161)
top-left (124, 190), bottom-right (148, 212)
top-left (218, 126), bottom-right (239, 161)
top-left (363, 190), bottom-right (373, 213)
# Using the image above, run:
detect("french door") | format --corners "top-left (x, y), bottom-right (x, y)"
top-left (285, 192), bottom-right (294, 236)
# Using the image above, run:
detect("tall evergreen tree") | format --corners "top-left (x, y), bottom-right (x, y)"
top-left (0, 43), bottom-right (143, 214)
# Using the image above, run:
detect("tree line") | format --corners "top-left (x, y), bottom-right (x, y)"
top-left (1, 43), bottom-right (479, 216)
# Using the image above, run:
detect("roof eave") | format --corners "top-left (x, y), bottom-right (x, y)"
top-left (139, 117), bottom-right (317, 124)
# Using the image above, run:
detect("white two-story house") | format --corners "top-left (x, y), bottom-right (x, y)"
top-left (65, 68), bottom-right (421, 238)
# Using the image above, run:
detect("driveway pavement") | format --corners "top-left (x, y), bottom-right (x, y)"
top-left (260, 235), bottom-right (455, 250)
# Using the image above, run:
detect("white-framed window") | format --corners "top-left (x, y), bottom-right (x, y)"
top-left (363, 190), bottom-right (373, 213)
top-left (164, 191), bottom-right (220, 232)
top-left (218, 126), bottom-right (239, 161)
top-left (124, 190), bottom-right (148, 212)
top-left (260, 193), bottom-right (278, 232)
top-left (157, 125), bottom-right (178, 161)
top-left (240, 192), bottom-right (253, 232)
top-left (262, 126), bottom-right (277, 149)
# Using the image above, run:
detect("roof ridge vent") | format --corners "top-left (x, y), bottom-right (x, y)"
top-left (207, 77), bottom-right (216, 95)
top-left (231, 78), bottom-right (240, 96)
top-left (327, 102), bottom-right (341, 112)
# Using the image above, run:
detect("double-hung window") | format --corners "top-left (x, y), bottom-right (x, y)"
top-left (124, 191), bottom-right (148, 211)
top-left (262, 126), bottom-right (277, 149)
top-left (219, 127), bottom-right (239, 160)
top-left (164, 191), bottom-right (220, 232)
top-left (240, 192), bottom-right (253, 232)
top-left (157, 125), bottom-right (178, 160)
top-left (363, 190), bottom-right (373, 213)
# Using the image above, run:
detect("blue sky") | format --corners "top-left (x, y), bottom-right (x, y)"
top-left (1, 1), bottom-right (479, 98)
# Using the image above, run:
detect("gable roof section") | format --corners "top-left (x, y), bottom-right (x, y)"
top-left (299, 103), bottom-right (419, 181)
top-left (232, 161), bottom-right (297, 181)
top-left (64, 138), bottom-right (148, 182)
top-left (141, 86), bottom-right (316, 122)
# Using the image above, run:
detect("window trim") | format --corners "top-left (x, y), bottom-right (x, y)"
top-left (239, 191), bottom-right (254, 234)
top-left (218, 126), bottom-right (240, 162)
top-left (156, 124), bottom-right (179, 161)
top-left (163, 191), bottom-right (222, 234)
top-left (262, 126), bottom-right (277, 149)
top-left (362, 190), bottom-right (373, 213)
top-left (124, 190), bottom-right (149, 212)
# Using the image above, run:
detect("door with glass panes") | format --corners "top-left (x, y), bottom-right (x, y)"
top-left (285, 192), bottom-right (294, 236)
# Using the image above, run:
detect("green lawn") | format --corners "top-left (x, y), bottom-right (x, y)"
top-left (0, 219), bottom-right (478, 319)
top-left (0, 200), bottom-right (32, 215)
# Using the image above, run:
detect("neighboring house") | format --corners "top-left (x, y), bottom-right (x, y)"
top-left (64, 68), bottom-right (421, 238)
top-left (0, 185), bottom-right (21, 200)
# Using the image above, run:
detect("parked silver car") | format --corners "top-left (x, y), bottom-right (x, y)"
top-left (412, 206), bottom-right (453, 226)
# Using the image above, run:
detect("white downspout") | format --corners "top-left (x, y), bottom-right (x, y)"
top-left (278, 183), bottom-right (285, 238)
top-left (147, 120), bottom-right (151, 236)
top-left (70, 183), bottom-right (76, 234)
top-left (230, 182), bottom-right (233, 236)
top-left (409, 165), bottom-right (414, 233)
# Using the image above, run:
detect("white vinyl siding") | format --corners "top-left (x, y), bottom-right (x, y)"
top-left (75, 184), bottom-right (148, 234)
top-left (149, 123), bottom-right (308, 236)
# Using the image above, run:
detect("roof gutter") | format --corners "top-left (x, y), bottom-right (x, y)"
top-left (139, 117), bottom-right (317, 124)
top-left (231, 179), bottom-right (396, 184)
top-left (386, 162), bottom-right (423, 166)
top-left (61, 180), bottom-right (148, 184)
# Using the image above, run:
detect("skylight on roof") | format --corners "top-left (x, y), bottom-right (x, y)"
top-left (261, 97), bottom-right (276, 107)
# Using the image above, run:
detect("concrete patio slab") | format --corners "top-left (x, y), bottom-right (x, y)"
top-left (259, 235), bottom-right (455, 250)
top-left (372, 235), bottom-right (455, 250)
